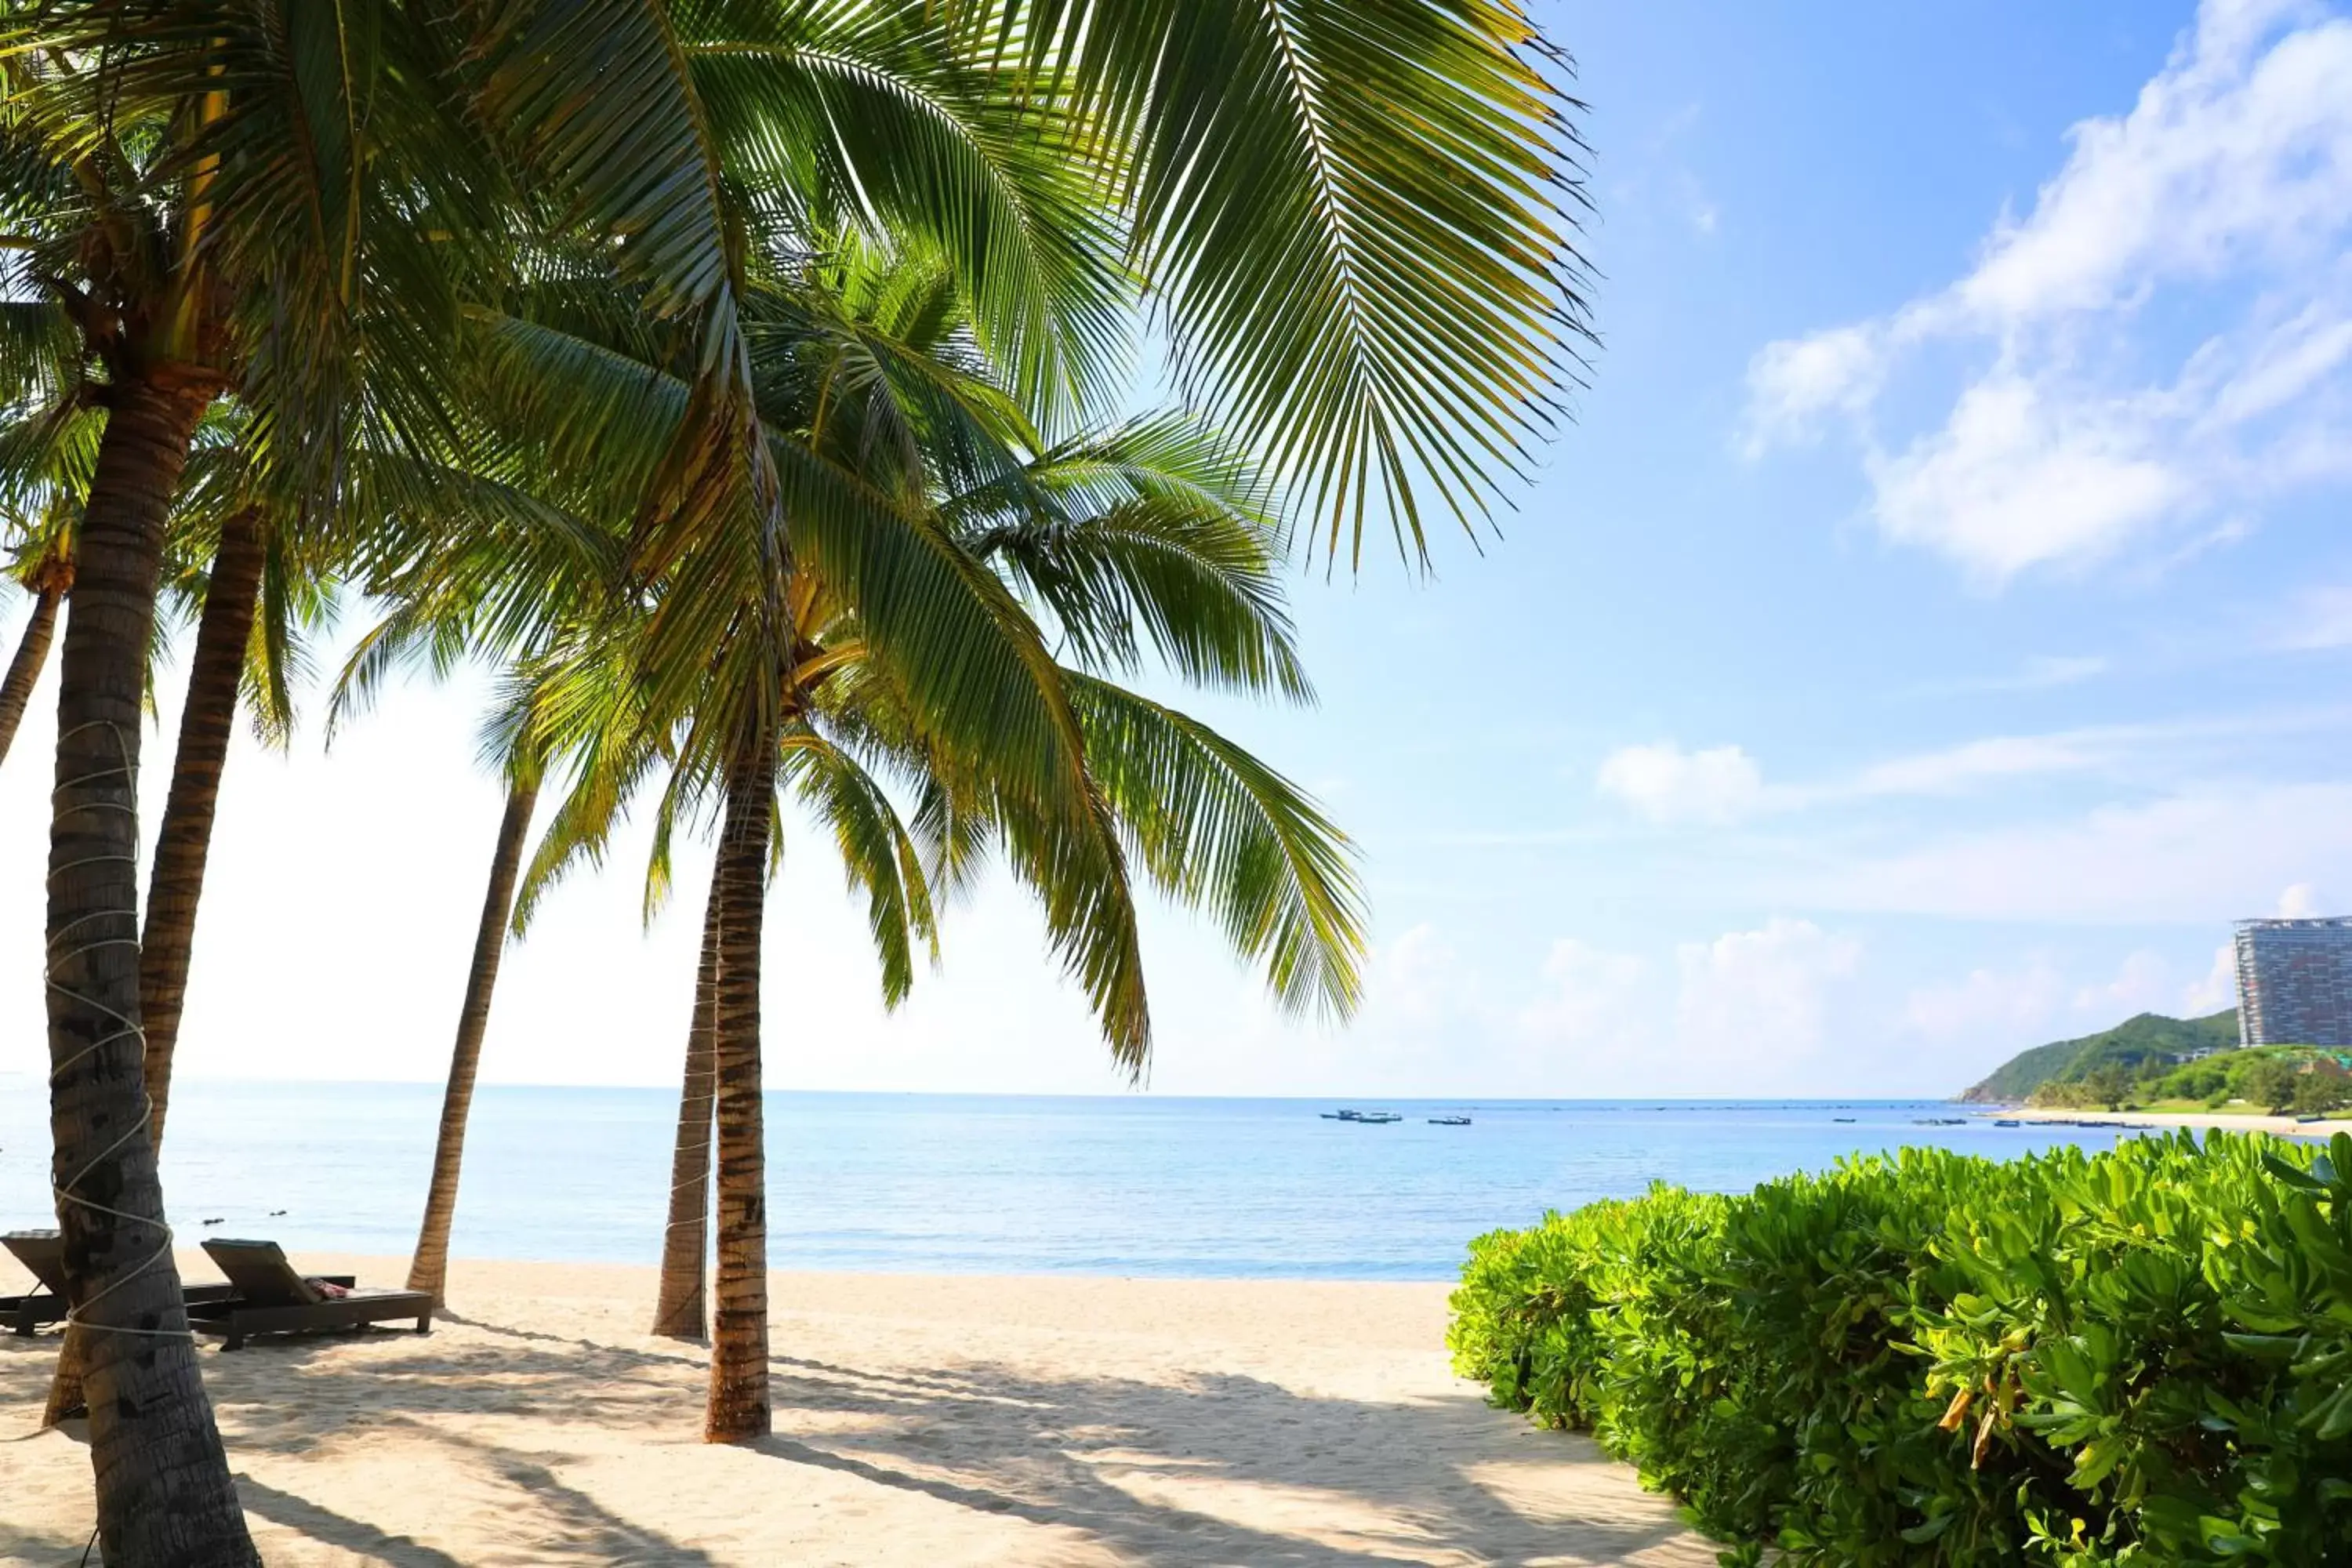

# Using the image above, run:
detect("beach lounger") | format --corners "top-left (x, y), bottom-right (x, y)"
top-left (2, 1230), bottom-right (67, 1335)
top-left (5, 1229), bottom-right (262, 1334)
top-left (188, 1239), bottom-right (430, 1351)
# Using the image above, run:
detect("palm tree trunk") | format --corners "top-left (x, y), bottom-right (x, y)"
top-left (0, 579), bottom-right (62, 764)
top-left (705, 739), bottom-right (776, 1443)
top-left (652, 876), bottom-right (724, 1338)
top-left (45, 368), bottom-right (258, 1564)
top-left (47, 513), bottom-right (267, 1421)
top-left (406, 775), bottom-right (541, 1308)
top-left (141, 506), bottom-right (267, 1153)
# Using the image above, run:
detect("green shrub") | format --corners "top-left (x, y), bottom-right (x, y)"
top-left (1450, 1132), bottom-right (2352, 1566)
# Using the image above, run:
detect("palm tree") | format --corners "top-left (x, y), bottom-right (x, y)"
top-left (402, 764), bottom-right (543, 1306)
top-left (0, 543), bottom-right (70, 761)
top-left (0, 12), bottom-right (488, 1552)
top-left (13, 0), bottom-right (1588, 1530)
top-left (0, 307), bottom-right (96, 765)
top-left (467, 249), bottom-right (1363, 1446)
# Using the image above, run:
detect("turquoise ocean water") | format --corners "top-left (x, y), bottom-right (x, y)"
top-left (0, 1081), bottom-right (2130, 1279)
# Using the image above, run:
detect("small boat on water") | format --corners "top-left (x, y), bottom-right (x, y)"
top-left (1322, 1109), bottom-right (1403, 1123)
top-left (1428, 1116), bottom-right (1472, 1126)
top-left (1832, 1116), bottom-right (1856, 1123)
top-left (1994, 1119), bottom-right (2021, 1127)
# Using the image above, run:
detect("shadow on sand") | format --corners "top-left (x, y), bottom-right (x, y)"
top-left (2, 1312), bottom-right (1704, 1566)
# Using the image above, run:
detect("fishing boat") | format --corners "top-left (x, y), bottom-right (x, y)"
top-left (1428, 1116), bottom-right (1472, 1126)
top-left (1994, 1119), bottom-right (2021, 1127)
top-left (1832, 1116), bottom-right (1856, 1123)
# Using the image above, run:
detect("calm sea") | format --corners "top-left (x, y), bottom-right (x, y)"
top-left (0, 1081), bottom-right (2131, 1280)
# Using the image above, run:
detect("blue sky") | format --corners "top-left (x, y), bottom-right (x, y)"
top-left (4, 0), bottom-right (2350, 1098)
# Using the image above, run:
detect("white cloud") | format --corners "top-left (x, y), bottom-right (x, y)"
top-left (2277, 880), bottom-right (2326, 915)
top-left (1815, 782), bottom-right (2352, 923)
top-left (1595, 742), bottom-right (1765, 825)
top-left (1671, 919), bottom-right (1861, 1074)
top-left (2276, 585), bottom-right (2352, 648)
top-left (1513, 939), bottom-right (1651, 1054)
top-left (1922, 655), bottom-right (2111, 695)
top-left (1741, 324), bottom-right (1886, 452)
top-left (1903, 959), bottom-right (2070, 1041)
top-left (1594, 715), bottom-right (2244, 829)
top-left (1742, 0), bottom-right (2352, 579)
top-left (1849, 733), bottom-right (2103, 796)
top-left (2071, 949), bottom-right (2177, 1016)
top-left (2183, 941), bottom-right (2241, 1012)
top-left (1861, 369), bottom-right (2192, 579)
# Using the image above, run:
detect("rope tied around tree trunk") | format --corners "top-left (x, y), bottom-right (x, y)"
top-left (42, 720), bottom-right (195, 1341)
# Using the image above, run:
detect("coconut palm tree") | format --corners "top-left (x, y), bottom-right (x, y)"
top-left (0, 307), bottom-right (96, 764)
top-left (0, 3), bottom-right (510, 1541)
top-left (459, 248), bottom-right (1362, 1447)
top-left (12, 0), bottom-right (1585, 1538)
top-left (0, 539), bottom-right (71, 762)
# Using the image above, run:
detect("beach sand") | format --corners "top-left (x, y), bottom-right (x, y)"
top-left (2, 1254), bottom-right (1711, 1567)
top-left (1994, 1107), bottom-right (2352, 1138)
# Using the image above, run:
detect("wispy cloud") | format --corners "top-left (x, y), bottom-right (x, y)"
top-left (1740, 0), bottom-right (2352, 581)
top-left (1917, 655), bottom-right (2111, 695)
top-left (1811, 782), bottom-right (2352, 923)
top-left (1595, 742), bottom-right (1764, 824)
top-left (2275, 584), bottom-right (2352, 648)
top-left (1593, 707), bottom-right (2352, 828)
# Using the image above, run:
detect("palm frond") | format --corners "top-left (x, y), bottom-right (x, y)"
top-left (1067, 670), bottom-right (1363, 1021)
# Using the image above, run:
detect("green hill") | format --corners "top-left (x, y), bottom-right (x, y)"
top-left (1958, 1010), bottom-right (2241, 1102)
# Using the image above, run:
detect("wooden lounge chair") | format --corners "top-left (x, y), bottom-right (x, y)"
top-left (189, 1239), bottom-right (431, 1351)
top-left (3, 1229), bottom-right (244, 1334)
top-left (2, 1230), bottom-right (67, 1335)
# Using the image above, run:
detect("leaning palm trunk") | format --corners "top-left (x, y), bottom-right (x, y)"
top-left (652, 879), bottom-right (724, 1338)
top-left (140, 506), bottom-right (267, 1151)
top-left (705, 738), bottom-right (777, 1442)
top-left (45, 511), bottom-right (265, 1421)
top-left (407, 775), bottom-right (541, 1308)
top-left (45, 368), bottom-right (259, 1563)
top-left (0, 573), bottom-right (64, 764)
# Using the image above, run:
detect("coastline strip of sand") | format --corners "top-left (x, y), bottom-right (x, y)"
top-left (2, 1255), bottom-right (1713, 1567)
top-left (1987, 1106), bottom-right (2352, 1138)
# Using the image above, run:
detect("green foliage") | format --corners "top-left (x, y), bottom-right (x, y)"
top-left (1450, 1133), bottom-right (2352, 1565)
top-left (1964, 1012), bottom-right (2241, 1103)
top-left (2023, 1048), bottom-right (2352, 1117)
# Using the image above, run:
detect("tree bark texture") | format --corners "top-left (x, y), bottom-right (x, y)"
top-left (652, 876), bottom-right (724, 1338)
top-left (0, 578), bottom-right (62, 764)
top-left (704, 740), bottom-right (776, 1443)
top-left (407, 775), bottom-right (541, 1308)
top-left (45, 370), bottom-right (260, 1565)
top-left (141, 506), bottom-right (266, 1152)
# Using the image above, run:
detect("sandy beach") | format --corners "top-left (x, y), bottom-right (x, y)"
top-left (2, 1254), bottom-right (1710, 1567)
top-left (1991, 1107), bottom-right (2352, 1138)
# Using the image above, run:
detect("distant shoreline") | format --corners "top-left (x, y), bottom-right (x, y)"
top-left (1987, 1106), bottom-right (2352, 1139)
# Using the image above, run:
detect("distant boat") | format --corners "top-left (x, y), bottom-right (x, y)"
top-left (1994, 1119), bottom-right (2021, 1127)
top-left (1832, 1116), bottom-right (1856, 1123)
top-left (1320, 1109), bottom-right (1402, 1123)
top-left (1428, 1116), bottom-right (1472, 1126)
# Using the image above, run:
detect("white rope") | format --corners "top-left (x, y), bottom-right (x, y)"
top-left (42, 720), bottom-right (195, 1343)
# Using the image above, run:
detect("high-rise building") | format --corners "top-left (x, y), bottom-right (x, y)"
top-left (2234, 917), bottom-right (2352, 1048)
